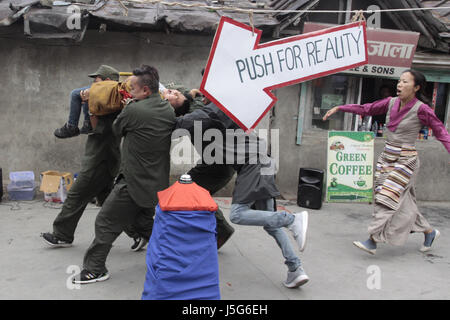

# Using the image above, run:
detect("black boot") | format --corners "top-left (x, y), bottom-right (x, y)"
top-left (54, 123), bottom-right (80, 139)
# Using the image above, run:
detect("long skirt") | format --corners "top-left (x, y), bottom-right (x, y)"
top-left (368, 142), bottom-right (431, 245)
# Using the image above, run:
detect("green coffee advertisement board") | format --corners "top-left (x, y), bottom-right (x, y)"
top-left (326, 131), bottom-right (375, 202)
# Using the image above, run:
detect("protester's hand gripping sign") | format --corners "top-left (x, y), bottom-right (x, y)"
top-left (200, 16), bottom-right (368, 132)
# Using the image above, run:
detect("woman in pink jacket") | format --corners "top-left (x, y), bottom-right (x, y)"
top-left (323, 69), bottom-right (450, 255)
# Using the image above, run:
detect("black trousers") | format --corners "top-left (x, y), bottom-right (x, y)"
top-left (82, 179), bottom-right (155, 274)
top-left (53, 161), bottom-right (115, 243)
top-left (187, 163), bottom-right (236, 248)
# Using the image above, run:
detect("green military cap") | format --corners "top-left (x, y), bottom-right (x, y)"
top-left (164, 82), bottom-right (188, 95)
top-left (88, 65), bottom-right (120, 81)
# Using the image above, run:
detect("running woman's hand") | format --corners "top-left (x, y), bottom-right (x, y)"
top-left (323, 106), bottom-right (341, 121)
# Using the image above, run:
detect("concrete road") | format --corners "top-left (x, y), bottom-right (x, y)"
top-left (0, 197), bottom-right (448, 300)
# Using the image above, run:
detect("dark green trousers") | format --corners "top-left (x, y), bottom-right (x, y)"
top-left (83, 180), bottom-right (155, 274)
top-left (187, 163), bottom-right (235, 248)
top-left (53, 161), bottom-right (115, 243)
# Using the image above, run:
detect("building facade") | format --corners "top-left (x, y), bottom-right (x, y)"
top-left (0, 0), bottom-right (448, 201)
top-left (273, 0), bottom-right (450, 201)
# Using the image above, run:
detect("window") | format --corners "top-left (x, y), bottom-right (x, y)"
top-left (311, 75), bottom-right (349, 130)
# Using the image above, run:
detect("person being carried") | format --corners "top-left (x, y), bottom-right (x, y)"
top-left (323, 69), bottom-right (450, 255)
top-left (54, 65), bottom-right (120, 139)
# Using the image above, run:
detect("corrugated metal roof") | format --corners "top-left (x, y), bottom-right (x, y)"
top-left (2, 0), bottom-right (449, 52)
top-left (376, 0), bottom-right (449, 52)
top-left (0, 0), bottom-right (315, 41)
top-left (414, 51), bottom-right (450, 69)
top-left (420, 0), bottom-right (450, 29)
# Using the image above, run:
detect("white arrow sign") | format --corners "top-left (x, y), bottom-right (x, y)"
top-left (200, 17), bottom-right (368, 131)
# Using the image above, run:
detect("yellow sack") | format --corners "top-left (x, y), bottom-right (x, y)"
top-left (88, 80), bottom-right (131, 116)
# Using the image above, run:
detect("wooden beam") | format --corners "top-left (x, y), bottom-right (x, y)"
top-left (377, 0), bottom-right (410, 30)
top-left (399, 0), bottom-right (437, 47)
top-left (276, 0), bottom-right (319, 31)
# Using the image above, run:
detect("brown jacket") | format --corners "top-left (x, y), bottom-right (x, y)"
top-left (88, 80), bottom-right (131, 116)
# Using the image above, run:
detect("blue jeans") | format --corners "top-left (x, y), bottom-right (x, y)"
top-left (68, 86), bottom-right (90, 127)
top-left (230, 198), bottom-right (301, 272)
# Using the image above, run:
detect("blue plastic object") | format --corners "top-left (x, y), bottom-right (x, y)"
top-left (7, 171), bottom-right (35, 200)
top-left (7, 185), bottom-right (35, 201)
top-left (142, 204), bottom-right (220, 300)
top-left (9, 171), bottom-right (35, 189)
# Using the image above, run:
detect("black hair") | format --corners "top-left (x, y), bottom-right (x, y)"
top-left (401, 69), bottom-right (430, 104)
top-left (175, 93), bottom-right (193, 117)
top-left (132, 64), bottom-right (159, 93)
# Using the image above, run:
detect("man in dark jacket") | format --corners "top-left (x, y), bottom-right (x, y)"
top-left (187, 163), bottom-right (235, 249)
top-left (74, 65), bottom-right (176, 284)
top-left (175, 102), bottom-right (310, 288)
top-left (171, 90), bottom-right (236, 249)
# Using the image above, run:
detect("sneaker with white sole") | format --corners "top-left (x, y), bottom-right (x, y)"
top-left (420, 229), bottom-right (440, 252)
top-left (73, 269), bottom-right (110, 284)
top-left (283, 266), bottom-right (309, 288)
top-left (288, 211), bottom-right (308, 252)
top-left (353, 239), bottom-right (376, 255)
top-left (41, 232), bottom-right (73, 248)
top-left (131, 237), bottom-right (148, 252)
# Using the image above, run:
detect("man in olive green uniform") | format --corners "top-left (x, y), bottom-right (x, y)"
top-left (74, 65), bottom-right (176, 284)
top-left (43, 112), bottom-right (120, 245)
top-left (41, 66), bottom-right (122, 247)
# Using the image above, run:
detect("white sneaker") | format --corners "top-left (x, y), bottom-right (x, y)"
top-left (283, 266), bottom-right (309, 288)
top-left (288, 211), bottom-right (308, 252)
top-left (420, 229), bottom-right (440, 252)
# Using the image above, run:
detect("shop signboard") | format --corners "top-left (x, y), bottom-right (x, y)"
top-left (326, 131), bottom-right (375, 202)
top-left (304, 22), bottom-right (420, 79)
